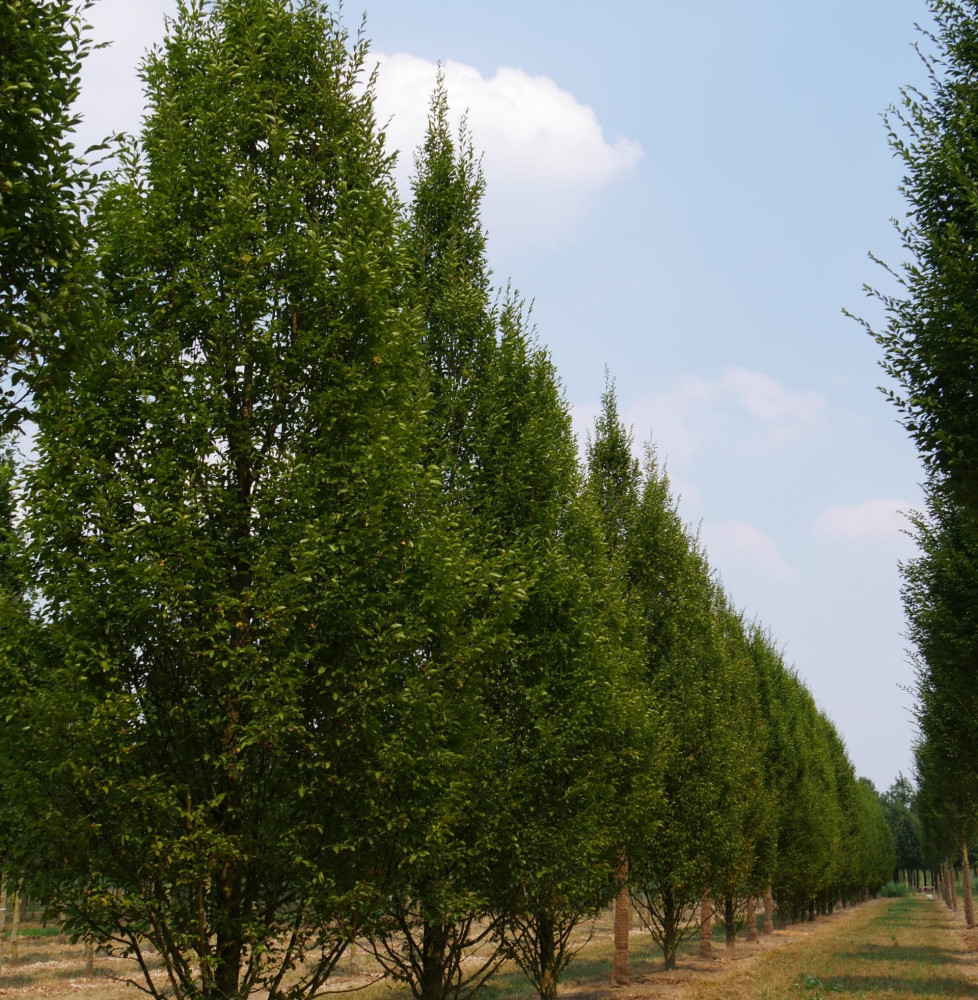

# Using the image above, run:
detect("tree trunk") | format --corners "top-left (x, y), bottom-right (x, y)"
top-left (746, 895), bottom-right (758, 943)
top-left (213, 862), bottom-right (243, 1000)
top-left (421, 921), bottom-right (450, 1000)
top-left (762, 885), bottom-right (774, 934)
top-left (84, 940), bottom-right (94, 978)
top-left (662, 887), bottom-right (680, 971)
top-left (724, 896), bottom-right (735, 949)
top-left (699, 892), bottom-right (712, 959)
top-left (962, 838), bottom-right (975, 929)
top-left (536, 913), bottom-right (559, 1000)
top-left (10, 889), bottom-right (20, 967)
top-left (0, 870), bottom-right (6, 971)
top-left (612, 851), bottom-right (629, 986)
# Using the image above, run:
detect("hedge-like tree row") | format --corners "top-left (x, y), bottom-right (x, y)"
top-left (0, 3), bottom-right (894, 998)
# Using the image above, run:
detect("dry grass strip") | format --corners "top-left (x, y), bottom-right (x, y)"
top-left (567, 896), bottom-right (978, 1000)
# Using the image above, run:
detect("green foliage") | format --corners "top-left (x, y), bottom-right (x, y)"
top-left (0, 7), bottom-right (908, 999)
top-left (2, 4), bottom-right (497, 1000)
top-left (879, 881), bottom-right (912, 897)
top-left (863, 2), bottom-right (978, 510)
top-left (882, 775), bottom-right (924, 876)
top-left (0, 0), bottom-right (98, 430)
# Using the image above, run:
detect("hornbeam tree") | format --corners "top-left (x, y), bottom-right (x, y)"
top-left (366, 82), bottom-right (518, 1000)
top-left (2, 4), bottom-right (499, 1000)
top-left (475, 318), bottom-right (643, 1000)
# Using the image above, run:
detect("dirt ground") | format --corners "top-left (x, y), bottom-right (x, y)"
top-left (3, 898), bottom-right (977, 1000)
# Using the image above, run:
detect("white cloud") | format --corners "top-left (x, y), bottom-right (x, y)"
top-left (813, 499), bottom-right (917, 543)
top-left (621, 366), bottom-right (826, 464)
top-left (372, 53), bottom-right (643, 248)
top-left (71, 18), bottom-right (642, 251)
top-left (699, 520), bottom-right (796, 582)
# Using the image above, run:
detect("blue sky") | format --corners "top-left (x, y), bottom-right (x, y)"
top-left (71, 0), bottom-right (934, 792)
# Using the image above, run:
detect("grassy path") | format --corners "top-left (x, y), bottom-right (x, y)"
top-left (660, 897), bottom-right (978, 1000)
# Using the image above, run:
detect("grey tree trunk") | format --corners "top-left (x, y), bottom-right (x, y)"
top-left (763, 885), bottom-right (774, 934)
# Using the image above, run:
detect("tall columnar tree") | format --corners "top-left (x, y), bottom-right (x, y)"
top-left (367, 82), bottom-right (517, 1000)
top-left (2, 4), bottom-right (494, 999)
top-left (706, 597), bottom-right (772, 948)
top-left (583, 378), bottom-right (657, 985)
top-left (472, 317), bottom-right (644, 1000)
top-left (865, 0), bottom-right (978, 924)
top-left (614, 448), bottom-right (736, 971)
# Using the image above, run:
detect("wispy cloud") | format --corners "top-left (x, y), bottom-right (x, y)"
top-left (372, 53), bottom-right (643, 247)
top-left (813, 499), bottom-right (917, 543)
top-left (700, 520), bottom-right (796, 583)
top-left (621, 366), bottom-right (826, 463)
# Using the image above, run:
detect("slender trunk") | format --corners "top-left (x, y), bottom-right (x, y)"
top-left (950, 860), bottom-right (959, 911)
top-left (84, 940), bottom-right (94, 978)
top-left (10, 890), bottom-right (20, 967)
top-left (214, 864), bottom-right (243, 999)
top-left (421, 921), bottom-right (450, 1000)
top-left (962, 838), bottom-right (975, 929)
top-left (698, 892), bottom-right (711, 959)
top-left (724, 896), bottom-right (735, 949)
top-left (807, 898), bottom-right (816, 922)
top-left (0, 870), bottom-right (6, 971)
top-left (746, 895), bottom-right (758, 943)
top-left (536, 913), bottom-right (559, 1000)
top-left (662, 887), bottom-right (679, 971)
top-left (762, 885), bottom-right (774, 934)
top-left (612, 851), bottom-right (629, 986)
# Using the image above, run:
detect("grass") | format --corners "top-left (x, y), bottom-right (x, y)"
top-left (676, 896), bottom-right (977, 1000)
top-left (1, 897), bottom-right (975, 1000)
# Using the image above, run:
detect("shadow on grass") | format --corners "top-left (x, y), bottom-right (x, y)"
top-left (834, 973), bottom-right (976, 996)
top-left (835, 943), bottom-right (965, 964)
top-left (0, 962), bottom-right (83, 982)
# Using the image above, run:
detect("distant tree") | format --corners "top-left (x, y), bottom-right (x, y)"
top-left (852, 778), bottom-right (897, 897)
top-left (882, 775), bottom-right (924, 881)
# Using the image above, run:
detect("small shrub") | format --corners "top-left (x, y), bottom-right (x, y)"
top-left (879, 882), bottom-right (910, 898)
